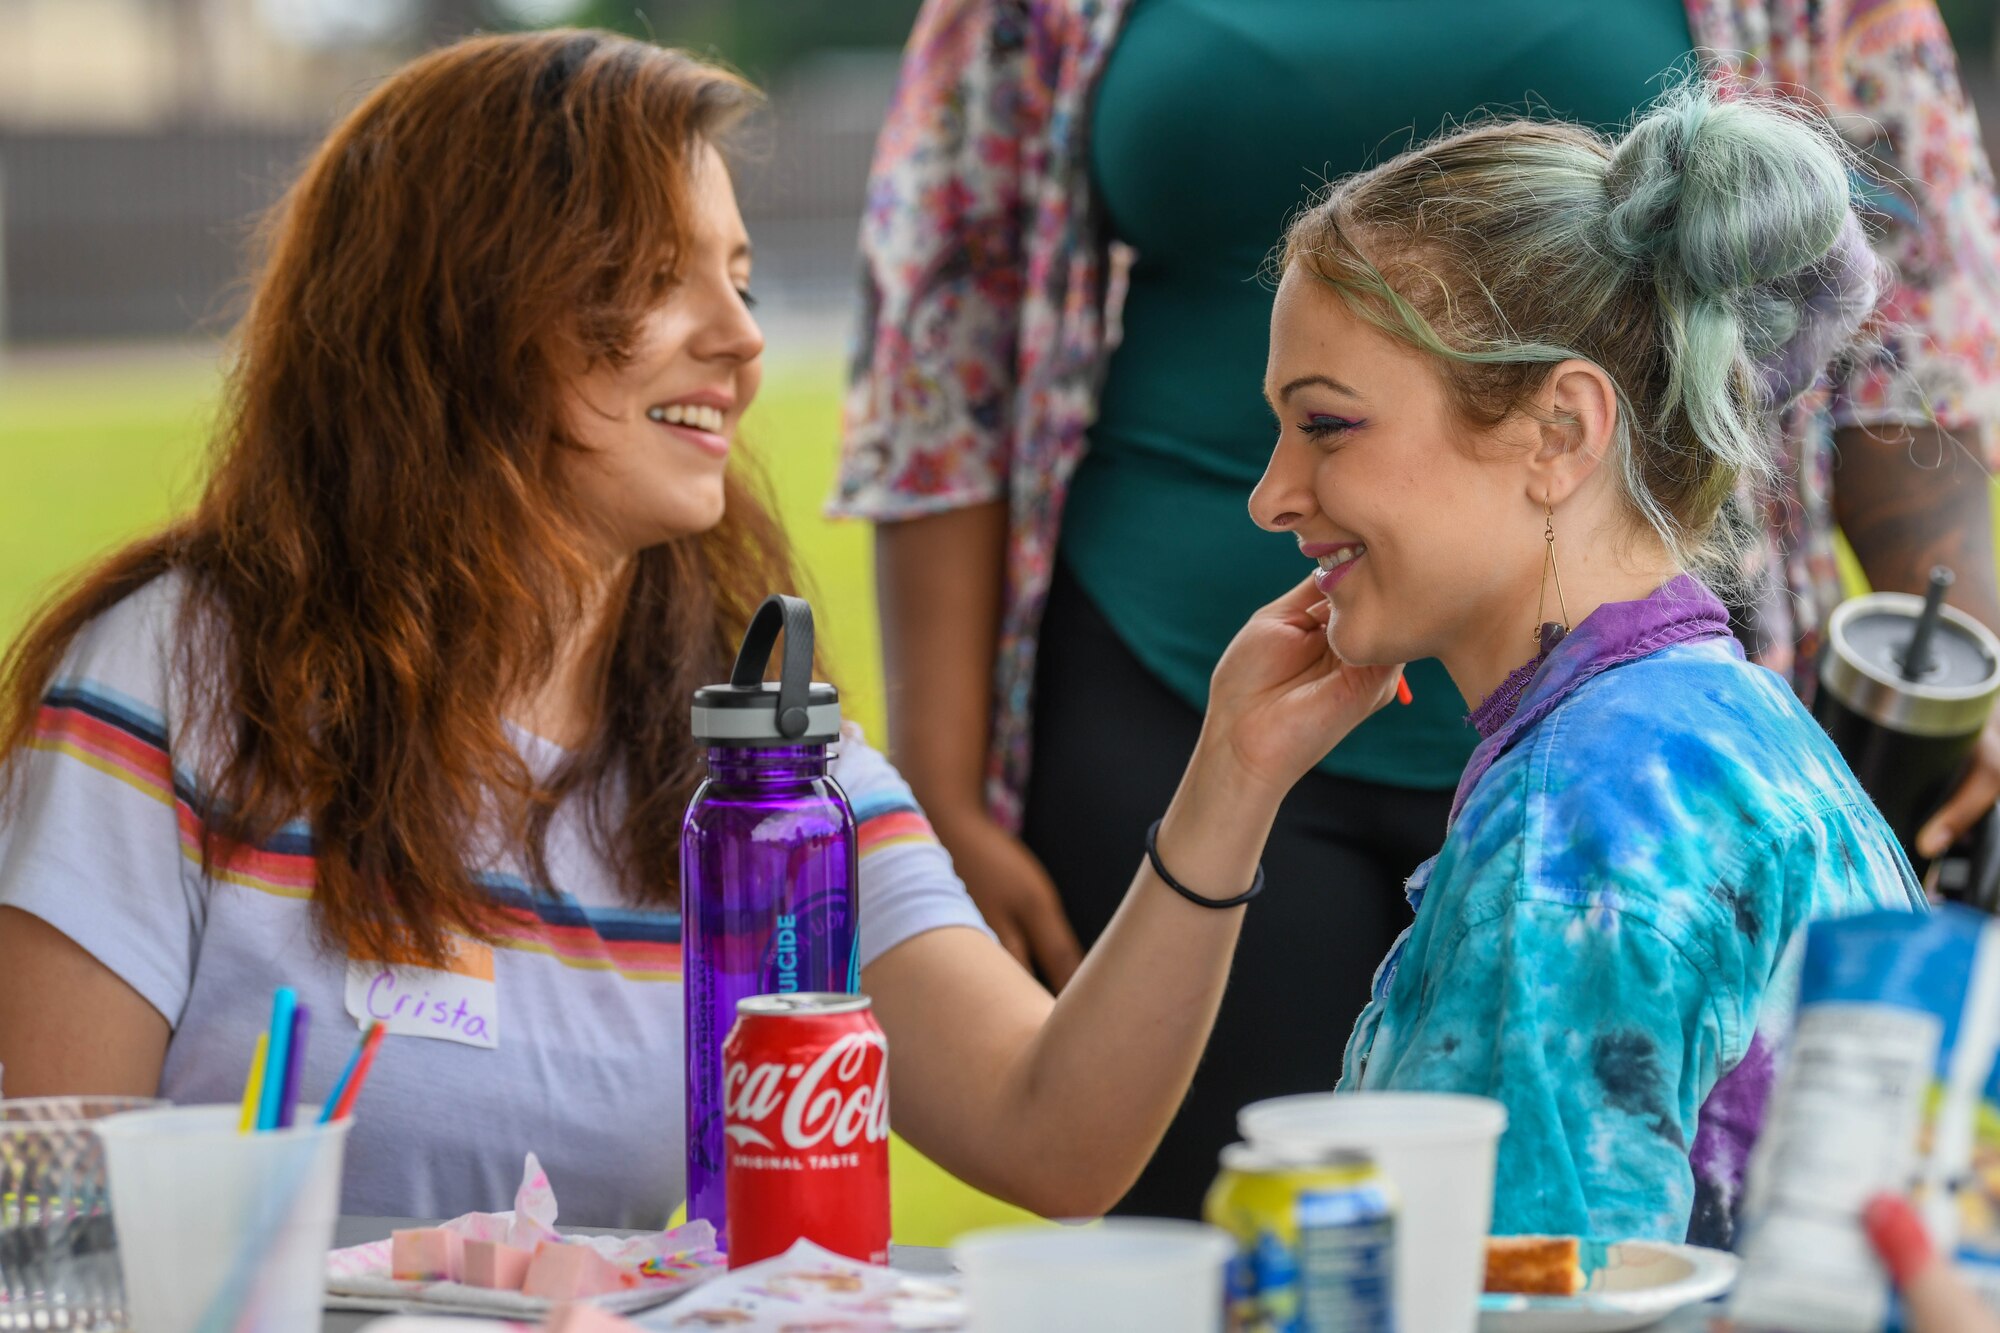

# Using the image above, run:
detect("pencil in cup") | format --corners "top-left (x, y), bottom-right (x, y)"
top-left (321, 1021), bottom-right (386, 1124)
top-left (234, 1034), bottom-right (268, 1135)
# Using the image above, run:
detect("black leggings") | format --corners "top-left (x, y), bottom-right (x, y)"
top-left (1020, 560), bottom-right (1453, 1219)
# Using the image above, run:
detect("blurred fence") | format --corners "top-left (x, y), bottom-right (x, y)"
top-left (4, 50), bottom-right (1997, 349)
top-left (0, 129), bottom-right (310, 341)
top-left (0, 52), bottom-right (894, 344)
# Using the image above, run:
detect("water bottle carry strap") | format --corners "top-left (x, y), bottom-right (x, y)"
top-left (729, 595), bottom-right (816, 740)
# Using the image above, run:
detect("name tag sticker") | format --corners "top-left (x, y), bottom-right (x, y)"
top-left (344, 940), bottom-right (499, 1049)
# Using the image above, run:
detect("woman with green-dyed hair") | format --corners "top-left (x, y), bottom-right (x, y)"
top-left (1228, 80), bottom-right (1923, 1244)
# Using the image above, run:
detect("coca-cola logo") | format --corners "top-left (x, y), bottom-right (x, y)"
top-left (724, 1031), bottom-right (889, 1152)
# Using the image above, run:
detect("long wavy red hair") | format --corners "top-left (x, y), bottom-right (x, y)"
top-left (0, 31), bottom-right (805, 964)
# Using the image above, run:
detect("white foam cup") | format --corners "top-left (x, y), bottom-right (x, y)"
top-left (97, 1103), bottom-right (349, 1333)
top-left (954, 1219), bottom-right (1233, 1333)
top-left (1239, 1092), bottom-right (1507, 1333)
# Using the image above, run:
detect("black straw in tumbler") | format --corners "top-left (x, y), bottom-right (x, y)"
top-left (1899, 567), bottom-right (1954, 681)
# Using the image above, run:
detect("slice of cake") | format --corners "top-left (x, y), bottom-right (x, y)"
top-left (521, 1241), bottom-right (641, 1300)
top-left (463, 1239), bottom-right (534, 1291)
top-left (1484, 1235), bottom-right (1585, 1296)
top-left (390, 1227), bottom-right (465, 1283)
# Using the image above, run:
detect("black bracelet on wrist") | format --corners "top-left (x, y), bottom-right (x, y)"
top-left (1145, 817), bottom-right (1265, 909)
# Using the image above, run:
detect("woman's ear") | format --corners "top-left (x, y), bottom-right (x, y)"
top-left (1524, 359), bottom-right (1619, 506)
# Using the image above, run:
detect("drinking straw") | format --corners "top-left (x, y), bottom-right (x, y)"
top-left (1395, 676), bottom-right (1414, 706)
top-left (275, 1003), bottom-right (310, 1129)
top-left (235, 1032), bottom-right (269, 1134)
top-left (1901, 566), bottom-right (1954, 681)
top-left (254, 987), bottom-right (297, 1132)
top-left (317, 1020), bottom-right (380, 1125)
top-left (327, 1021), bottom-right (387, 1122)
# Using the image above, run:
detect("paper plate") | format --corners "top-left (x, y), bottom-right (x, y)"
top-left (1478, 1241), bottom-right (1738, 1333)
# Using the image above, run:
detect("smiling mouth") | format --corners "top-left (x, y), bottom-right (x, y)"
top-left (646, 403), bottom-right (726, 433)
top-left (1315, 545), bottom-right (1365, 573)
top-left (1310, 543), bottom-right (1366, 595)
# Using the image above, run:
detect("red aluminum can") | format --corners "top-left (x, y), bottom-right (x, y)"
top-left (721, 992), bottom-right (891, 1268)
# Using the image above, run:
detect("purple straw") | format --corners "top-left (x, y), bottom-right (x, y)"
top-left (275, 1003), bottom-right (310, 1129)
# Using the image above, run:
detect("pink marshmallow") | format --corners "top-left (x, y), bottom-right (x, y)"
top-left (462, 1239), bottom-right (534, 1291)
top-left (542, 1304), bottom-right (645, 1332)
top-left (521, 1241), bottom-right (639, 1301)
top-left (390, 1227), bottom-right (464, 1283)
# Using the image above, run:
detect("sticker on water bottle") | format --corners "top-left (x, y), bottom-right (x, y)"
top-left (344, 938), bottom-right (499, 1049)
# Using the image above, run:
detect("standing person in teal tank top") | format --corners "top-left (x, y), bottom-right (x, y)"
top-left (1066, 0), bottom-right (1693, 791)
top-left (1040, 0), bottom-right (1693, 1218)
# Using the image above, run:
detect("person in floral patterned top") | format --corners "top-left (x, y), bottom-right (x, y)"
top-left (838, 0), bottom-right (2000, 1217)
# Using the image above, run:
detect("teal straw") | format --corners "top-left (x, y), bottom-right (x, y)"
top-left (255, 988), bottom-right (297, 1133)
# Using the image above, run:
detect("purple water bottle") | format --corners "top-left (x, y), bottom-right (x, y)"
top-left (683, 595), bottom-right (858, 1239)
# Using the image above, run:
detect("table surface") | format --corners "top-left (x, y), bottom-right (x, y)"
top-left (320, 1219), bottom-right (1716, 1332)
top-left (321, 1218), bottom-right (951, 1331)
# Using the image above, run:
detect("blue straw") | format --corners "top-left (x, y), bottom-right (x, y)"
top-left (317, 1021), bottom-right (376, 1125)
top-left (254, 988), bottom-right (296, 1133)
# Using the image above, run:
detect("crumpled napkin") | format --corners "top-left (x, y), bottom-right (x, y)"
top-left (325, 1154), bottom-right (723, 1318)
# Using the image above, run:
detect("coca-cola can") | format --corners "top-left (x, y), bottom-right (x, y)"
top-left (722, 992), bottom-right (890, 1268)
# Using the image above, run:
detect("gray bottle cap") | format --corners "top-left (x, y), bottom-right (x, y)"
top-left (1820, 591), bottom-right (2000, 738)
top-left (691, 680), bottom-right (843, 745)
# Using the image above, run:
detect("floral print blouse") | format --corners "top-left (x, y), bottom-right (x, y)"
top-left (834, 0), bottom-right (2000, 828)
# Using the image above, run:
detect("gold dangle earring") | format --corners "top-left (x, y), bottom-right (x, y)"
top-left (1537, 503), bottom-right (1571, 653)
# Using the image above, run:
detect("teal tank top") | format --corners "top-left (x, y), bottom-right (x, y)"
top-left (1067, 0), bottom-right (1694, 788)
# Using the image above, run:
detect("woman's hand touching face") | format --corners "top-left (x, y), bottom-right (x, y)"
top-left (1201, 574), bottom-right (1404, 799)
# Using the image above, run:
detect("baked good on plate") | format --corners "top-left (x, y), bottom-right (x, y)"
top-left (1484, 1235), bottom-right (1585, 1296)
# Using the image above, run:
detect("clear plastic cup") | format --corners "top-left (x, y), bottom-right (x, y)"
top-left (97, 1104), bottom-right (349, 1333)
top-left (953, 1219), bottom-right (1232, 1333)
top-left (0, 1094), bottom-right (165, 1331)
top-left (1239, 1092), bottom-right (1508, 1333)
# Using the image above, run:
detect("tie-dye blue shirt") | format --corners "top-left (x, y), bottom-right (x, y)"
top-left (1339, 577), bottom-right (1922, 1245)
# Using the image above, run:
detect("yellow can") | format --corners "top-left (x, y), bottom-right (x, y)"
top-left (1204, 1142), bottom-right (1397, 1333)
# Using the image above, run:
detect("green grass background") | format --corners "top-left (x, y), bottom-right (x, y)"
top-left (0, 348), bottom-right (1039, 1245)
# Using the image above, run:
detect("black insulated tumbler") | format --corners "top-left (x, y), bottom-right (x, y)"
top-left (1814, 569), bottom-right (2000, 887)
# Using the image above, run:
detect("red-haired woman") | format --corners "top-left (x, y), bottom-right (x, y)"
top-left (0, 31), bottom-right (1389, 1226)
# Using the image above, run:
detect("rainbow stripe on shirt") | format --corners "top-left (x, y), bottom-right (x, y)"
top-left (31, 684), bottom-right (940, 985)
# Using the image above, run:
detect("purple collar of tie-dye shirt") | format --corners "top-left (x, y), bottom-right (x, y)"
top-left (1450, 574), bottom-right (1736, 826)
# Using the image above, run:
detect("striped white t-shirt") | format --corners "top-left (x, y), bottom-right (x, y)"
top-left (0, 573), bottom-right (990, 1227)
